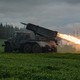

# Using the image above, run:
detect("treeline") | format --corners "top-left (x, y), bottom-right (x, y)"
top-left (0, 23), bottom-right (25, 39)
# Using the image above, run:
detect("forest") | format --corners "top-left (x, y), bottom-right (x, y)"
top-left (0, 22), bottom-right (25, 39)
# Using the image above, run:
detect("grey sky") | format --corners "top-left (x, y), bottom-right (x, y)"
top-left (0, 0), bottom-right (80, 34)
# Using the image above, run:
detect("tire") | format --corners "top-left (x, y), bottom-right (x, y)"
top-left (19, 44), bottom-right (24, 53)
top-left (44, 45), bottom-right (50, 52)
top-left (23, 44), bottom-right (31, 53)
top-left (5, 43), bottom-right (12, 52)
top-left (32, 44), bottom-right (42, 53)
top-left (53, 47), bottom-right (57, 52)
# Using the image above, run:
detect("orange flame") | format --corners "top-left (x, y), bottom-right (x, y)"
top-left (58, 33), bottom-right (80, 45)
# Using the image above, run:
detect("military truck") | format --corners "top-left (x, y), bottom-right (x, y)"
top-left (3, 23), bottom-right (58, 53)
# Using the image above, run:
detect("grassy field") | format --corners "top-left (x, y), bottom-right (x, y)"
top-left (0, 40), bottom-right (80, 80)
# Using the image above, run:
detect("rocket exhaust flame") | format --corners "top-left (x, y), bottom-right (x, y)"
top-left (58, 33), bottom-right (80, 45)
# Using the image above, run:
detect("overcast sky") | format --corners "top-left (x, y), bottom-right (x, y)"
top-left (0, 0), bottom-right (80, 34)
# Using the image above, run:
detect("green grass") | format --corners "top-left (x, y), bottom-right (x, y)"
top-left (0, 40), bottom-right (80, 80)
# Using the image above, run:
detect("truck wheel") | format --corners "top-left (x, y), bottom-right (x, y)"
top-left (44, 45), bottom-right (50, 52)
top-left (32, 44), bottom-right (42, 53)
top-left (23, 44), bottom-right (31, 53)
top-left (53, 47), bottom-right (57, 52)
top-left (5, 43), bottom-right (12, 52)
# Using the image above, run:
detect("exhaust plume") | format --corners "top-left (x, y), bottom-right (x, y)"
top-left (58, 33), bottom-right (80, 45)
top-left (57, 33), bottom-right (80, 52)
